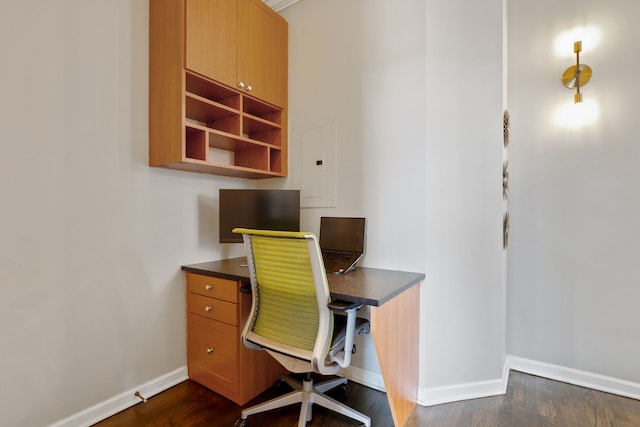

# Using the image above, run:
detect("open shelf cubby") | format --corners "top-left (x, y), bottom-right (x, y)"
top-left (171, 72), bottom-right (286, 178)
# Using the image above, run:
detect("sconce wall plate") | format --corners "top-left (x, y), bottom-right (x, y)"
top-left (562, 64), bottom-right (592, 89)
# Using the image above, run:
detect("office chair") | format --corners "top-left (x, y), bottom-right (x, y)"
top-left (232, 228), bottom-right (371, 427)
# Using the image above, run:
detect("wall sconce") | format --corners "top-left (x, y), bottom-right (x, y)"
top-left (561, 41), bottom-right (592, 103)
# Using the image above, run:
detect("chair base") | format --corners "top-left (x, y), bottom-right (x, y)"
top-left (238, 374), bottom-right (371, 427)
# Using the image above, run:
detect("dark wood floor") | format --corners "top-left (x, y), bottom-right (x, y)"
top-left (93, 371), bottom-right (640, 426)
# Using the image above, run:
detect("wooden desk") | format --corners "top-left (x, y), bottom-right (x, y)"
top-left (182, 257), bottom-right (425, 427)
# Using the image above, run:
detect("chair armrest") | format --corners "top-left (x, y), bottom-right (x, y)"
top-left (324, 300), bottom-right (368, 370)
top-left (327, 300), bottom-right (362, 313)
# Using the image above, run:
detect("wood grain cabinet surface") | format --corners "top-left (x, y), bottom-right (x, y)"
top-left (149, 0), bottom-right (288, 179)
top-left (185, 272), bottom-right (285, 405)
top-left (186, 0), bottom-right (287, 108)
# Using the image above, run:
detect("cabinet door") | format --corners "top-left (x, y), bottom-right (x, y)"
top-left (185, 0), bottom-right (239, 89)
top-left (240, 0), bottom-right (288, 107)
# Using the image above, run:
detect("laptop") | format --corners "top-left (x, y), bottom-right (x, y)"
top-left (319, 217), bottom-right (366, 274)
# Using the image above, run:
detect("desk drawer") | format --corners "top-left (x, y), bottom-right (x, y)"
top-left (186, 273), bottom-right (238, 303)
top-left (187, 314), bottom-right (238, 394)
top-left (187, 292), bottom-right (238, 326)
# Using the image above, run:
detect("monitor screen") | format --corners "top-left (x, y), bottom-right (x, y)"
top-left (219, 189), bottom-right (301, 243)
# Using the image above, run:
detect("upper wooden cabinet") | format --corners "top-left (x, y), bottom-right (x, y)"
top-left (240, 0), bottom-right (288, 108)
top-left (185, 0), bottom-right (239, 96)
top-left (185, 0), bottom-right (287, 108)
top-left (149, 0), bottom-right (288, 179)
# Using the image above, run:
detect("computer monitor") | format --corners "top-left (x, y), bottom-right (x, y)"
top-left (219, 189), bottom-right (300, 243)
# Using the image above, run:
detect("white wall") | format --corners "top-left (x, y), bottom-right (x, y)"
top-left (423, 0), bottom-right (506, 400)
top-left (281, 0), bottom-right (427, 380)
top-left (0, 1), bottom-right (254, 426)
top-left (283, 0), bottom-right (427, 272)
top-left (507, 0), bottom-right (640, 384)
top-left (283, 0), bottom-right (506, 404)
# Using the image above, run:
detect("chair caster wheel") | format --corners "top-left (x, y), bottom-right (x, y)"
top-left (333, 382), bottom-right (347, 397)
top-left (339, 382), bottom-right (348, 394)
top-left (274, 378), bottom-right (290, 394)
top-left (234, 418), bottom-right (248, 427)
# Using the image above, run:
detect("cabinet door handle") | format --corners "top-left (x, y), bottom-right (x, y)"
top-left (205, 285), bottom-right (213, 291)
top-left (246, 85), bottom-right (252, 92)
top-left (238, 81), bottom-right (245, 89)
top-left (204, 306), bottom-right (212, 312)
top-left (206, 348), bottom-right (215, 354)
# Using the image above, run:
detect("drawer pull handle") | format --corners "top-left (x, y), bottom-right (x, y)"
top-left (204, 306), bottom-right (212, 312)
top-left (206, 348), bottom-right (215, 354)
top-left (205, 285), bottom-right (213, 291)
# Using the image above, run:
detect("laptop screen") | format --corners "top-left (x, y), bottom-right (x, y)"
top-left (319, 217), bottom-right (366, 253)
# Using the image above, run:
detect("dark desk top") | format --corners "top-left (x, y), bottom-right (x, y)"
top-left (182, 257), bottom-right (425, 307)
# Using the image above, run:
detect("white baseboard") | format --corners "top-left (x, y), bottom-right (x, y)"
top-left (49, 364), bottom-right (383, 427)
top-left (341, 365), bottom-right (386, 393)
top-left (346, 364), bottom-right (510, 407)
top-left (346, 363), bottom-right (511, 407)
top-left (418, 356), bottom-right (640, 407)
top-left (418, 362), bottom-right (510, 406)
top-left (48, 366), bottom-right (188, 427)
top-left (506, 355), bottom-right (640, 401)
top-left (48, 356), bottom-right (640, 426)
